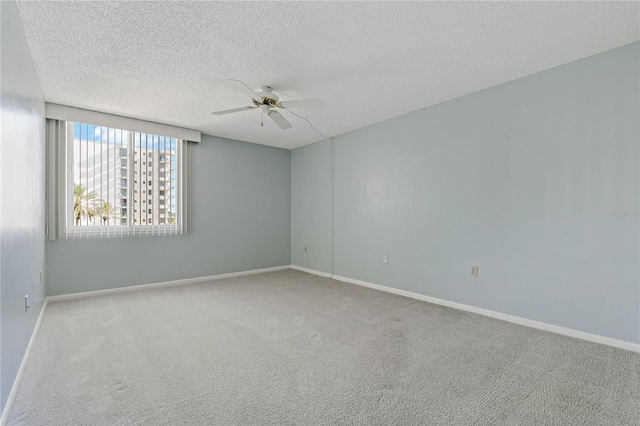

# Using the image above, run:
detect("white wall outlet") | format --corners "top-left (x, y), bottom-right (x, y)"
top-left (40, 271), bottom-right (43, 283)
top-left (471, 265), bottom-right (479, 277)
top-left (383, 254), bottom-right (388, 264)
top-left (25, 295), bottom-right (29, 312)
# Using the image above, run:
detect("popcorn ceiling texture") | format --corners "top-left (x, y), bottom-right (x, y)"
top-left (16, 1), bottom-right (640, 149)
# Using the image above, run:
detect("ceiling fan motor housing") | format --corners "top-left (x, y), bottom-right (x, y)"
top-left (252, 86), bottom-right (280, 108)
top-left (258, 86), bottom-right (278, 100)
top-left (252, 94), bottom-right (280, 108)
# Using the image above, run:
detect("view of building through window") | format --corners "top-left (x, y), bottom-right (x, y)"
top-left (71, 122), bottom-right (178, 227)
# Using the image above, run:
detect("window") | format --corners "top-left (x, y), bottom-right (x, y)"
top-left (69, 122), bottom-right (180, 234)
top-left (45, 104), bottom-right (199, 238)
top-left (47, 119), bottom-right (190, 238)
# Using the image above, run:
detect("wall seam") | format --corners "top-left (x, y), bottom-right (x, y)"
top-left (330, 137), bottom-right (335, 277)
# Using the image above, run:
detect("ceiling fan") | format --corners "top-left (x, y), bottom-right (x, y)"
top-left (211, 79), bottom-right (324, 130)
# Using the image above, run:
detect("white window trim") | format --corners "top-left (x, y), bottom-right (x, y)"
top-left (46, 103), bottom-right (201, 143)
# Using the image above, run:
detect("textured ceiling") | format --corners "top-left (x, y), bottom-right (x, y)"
top-left (16, 1), bottom-right (640, 149)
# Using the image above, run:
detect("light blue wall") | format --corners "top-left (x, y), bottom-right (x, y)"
top-left (292, 42), bottom-right (640, 344)
top-left (0, 0), bottom-right (47, 412)
top-left (46, 135), bottom-right (291, 296)
top-left (291, 140), bottom-right (332, 272)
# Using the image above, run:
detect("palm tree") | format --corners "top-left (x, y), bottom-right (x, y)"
top-left (167, 211), bottom-right (176, 224)
top-left (74, 184), bottom-right (97, 225)
top-left (94, 200), bottom-right (116, 225)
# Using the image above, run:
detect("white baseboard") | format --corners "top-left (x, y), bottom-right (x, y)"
top-left (1, 298), bottom-right (49, 426)
top-left (329, 274), bottom-right (640, 354)
top-left (290, 265), bottom-right (333, 278)
top-left (3, 264), bottom-right (636, 426)
top-left (2, 266), bottom-right (291, 423)
top-left (48, 265), bottom-right (291, 302)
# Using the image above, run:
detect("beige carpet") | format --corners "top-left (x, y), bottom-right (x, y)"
top-left (7, 269), bottom-right (640, 425)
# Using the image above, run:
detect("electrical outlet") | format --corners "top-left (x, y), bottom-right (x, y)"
top-left (25, 295), bottom-right (29, 312)
top-left (383, 254), bottom-right (388, 264)
top-left (40, 271), bottom-right (43, 283)
top-left (471, 265), bottom-right (478, 277)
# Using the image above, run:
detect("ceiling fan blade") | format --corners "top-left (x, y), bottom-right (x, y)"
top-left (268, 111), bottom-right (292, 130)
top-left (227, 79), bottom-right (260, 99)
top-left (211, 106), bottom-right (254, 116)
top-left (279, 99), bottom-right (324, 109)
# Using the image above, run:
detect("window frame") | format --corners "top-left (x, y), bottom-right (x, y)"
top-left (48, 119), bottom-right (188, 239)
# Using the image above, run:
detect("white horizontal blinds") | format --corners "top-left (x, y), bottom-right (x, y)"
top-left (65, 120), bottom-right (183, 238)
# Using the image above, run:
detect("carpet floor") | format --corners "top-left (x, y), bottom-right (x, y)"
top-left (7, 269), bottom-right (640, 425)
